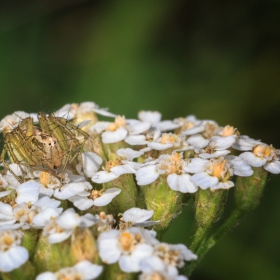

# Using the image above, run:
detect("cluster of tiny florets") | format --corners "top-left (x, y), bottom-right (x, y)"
top-left (0, 101), bottom-right (278, 279)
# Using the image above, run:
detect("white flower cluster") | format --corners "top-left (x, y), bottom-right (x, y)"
top-left (0, 101), bottom-right (278, 278)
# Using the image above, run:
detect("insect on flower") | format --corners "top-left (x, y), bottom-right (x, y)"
top-left (0, 112), bottom-right (89, 184)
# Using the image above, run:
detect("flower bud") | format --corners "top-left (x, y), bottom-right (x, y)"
top-left (234, 167), bottom-right (268, 213)
top-left (71, 228), bottom-right (99, 264)
top-left (104, 174), bottom-right (137, 215)
top-left (142, 175), bottom-right (183, 233)
top-left (1, 261), bottom-right (35, 280)
top-left (194, 188), bottom-right (228, 229)
top-left (105, 263), bottom-right (136, 280)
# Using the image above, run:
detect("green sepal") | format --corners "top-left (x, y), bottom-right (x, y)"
top-left (234, 167), bottom-right (268, 213)
top-left (102, 141), bottom-right (127, 161)
top-left (19, 228), bottom-right (39, 260)
top-left (142, 175), bottom-right (183, 234)
top-left (33, 235), bottom-right (73, 274)
top-left (104, 263), bottom-right (137, 280)
top-left (104, 174), bottom-right (137, 216)
top-left (1, 261), bottom-right (35, 280)
top-left (194, 188), bottom-right (228, 229)
top-left (189, 188), bottom-right (228, 252)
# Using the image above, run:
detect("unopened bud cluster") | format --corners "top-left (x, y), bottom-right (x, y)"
top-left (0, 101), bottom-right (278, 279)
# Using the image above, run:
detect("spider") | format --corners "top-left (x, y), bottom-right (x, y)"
top-left (0, 112), bottom-right (89, 184)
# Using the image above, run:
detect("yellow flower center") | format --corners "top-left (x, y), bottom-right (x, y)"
top-left (106, 116), bottom-right (126, 131)
top-left (220, 125), bottom-right (237, 137)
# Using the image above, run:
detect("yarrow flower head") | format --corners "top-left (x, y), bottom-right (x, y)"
top-left (0, 101), bottom-right (278, 279)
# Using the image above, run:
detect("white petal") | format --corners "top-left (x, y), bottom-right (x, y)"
top-left (89, 121), bottom-right (110, 134)
top-left (0, 246), bottom-right (29, 272)
top-left (264, 161), bottom-right (280, 174)
top-left (35, 196), bottom-right (61, 210)
top-left (128, 121), bottom-right (151, 135)
top-left (167, 173), bottom-right (198, 193)
top-left (190, 172), bottom-right (218, 189)
top-left (155, 120), bottom-right (181, 131)
top-left (184, 158), bottom-right (208, 173)
top-left (36, 272), bottom-right (56, 280)
top-left (125, 135), bottom-right (148, 145)
top-left (32, 208), bottom-right (62, 228)
top-left (91, 171), bottom-right (119, 184)
top-left (138, 111), bottom-right (162, 124)
top-left (54, 183), bottom-right (87, 200)
top-left (147, 142), bottom-right (173, 151)
top-left (76, 152), bottom-right (103, 177)
top-left (16, 181), bottom-right (40, 204)
top-left (56, 209), bottom-right (80, 229)
top-left (228, 156), bottom-right (253, 176)
top-left (210, 181), bottom-right (234, 190)
top-left (119, 244), bottom-right (153, 272)
top-left (102, 127), bottom-right (127, 143)
top-left (98, 231), bottom-right (121, 263)
top-left (110, 164), bottom-right (136, 176)
top-left (70, 196), bottom-right (95, 211)
top-left (116, 148), bottom-right (143, 161)
top-left (75, 260), bottom-right (103, 279)
top-left (199, 150), bottom-right (231, 159)
top-left (93, 188), bottom-right (121, 207)
top-left (123, 208), bottom-right (154, 224)
top-left (0, 202), bottom-right (14, 220)
top-left (48, 230), bottom-right (73, 244)
top-left (186, 134), bottom-right (210, 148)
top-left (210, 136), bottom-right (236, 150)
top-left (182, 125), bottom-right (205, 135)
top-left (136, 165), bottom-right (159, 186)
top-left (0, 190), bottom-right (12, 198)
top-left (239, 152), bottom-right (266, 167)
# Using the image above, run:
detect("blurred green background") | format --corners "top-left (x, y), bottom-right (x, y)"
top-left (0, 1), bottom-right (280, 279)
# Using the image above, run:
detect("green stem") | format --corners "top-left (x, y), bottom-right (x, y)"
top-left (186, 208), bottom-right (245, 276)
top-left (189, 226), bottom-right (208, 253)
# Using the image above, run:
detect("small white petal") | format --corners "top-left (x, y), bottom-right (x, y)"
top-left (184, 158), bottom-right (208, 173)
top-left (75, 260), bottom-right (103, 279)
top-left (56, 209), bottom-right (80, 229)
top-left (199, 150), bottom-right (231, 159)
top-left (116, 148), bottom-right (143, 160)
top-left (54, 183), bottom-right (87, 200)
top-left (36, 272), bottom-right (56, 280)
top-left (48, 230), bottom-right (73, 244)
top-left (123, 208), bottom-right (154, 224)
top-left (182, 125), bottom-right (205, 135)
top-left (91, 171), bottom-right (119, 183)
top-left (0, 246), bottom-right (29, 272)
top-left (0, 190), bottom-right (12, 198)
top-left (93, 188), bottom-right (121, 207)
top-left (102, 127), bottom-right (127, 143)
top-left (69, 196), bottom-right (95, 211)
top-left (16, 181), bottom-right (40, 204)
top-left (264, 161), bottom-right (280, 174)
top-left (167, 173), bottom-right (198, 193)
top-left (239, 152), bottom-right (266, 167)
top-left (147, 142), bottom-right (173, 151)
top-left (190, 172), bottom-right (218, 189)
top-left (76, 152), bottom-right (103, 177)
top-left (210, 136), bottom-right (236, 150)
top-left (136, 165), bottom-right (159, 186)
top-left (186, 134), bottom-right (210, 148)
top-left (125, 135), bottom-right (148, 145)
top-left (128, 121), bottom-right (151, 135)
top-left (110, 164), bottom-right (136, 176)
top-left (210, 181), bottom-right (234, 190)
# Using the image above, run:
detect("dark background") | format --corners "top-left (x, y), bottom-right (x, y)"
top-left (0, 1), bottom-right (280, 279)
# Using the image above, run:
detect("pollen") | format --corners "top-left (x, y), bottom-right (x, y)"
top-left (220, 125), bottom-right (237, 137)
top-left (106, 116), bottom-right (126, 131)
top-left (119, 232), bottom-right (133, 251)
top-left (105, 158), bottom-right (122, 171)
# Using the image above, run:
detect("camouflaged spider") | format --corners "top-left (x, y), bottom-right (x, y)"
top-left (0, 112), bottom-right (89, 184)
